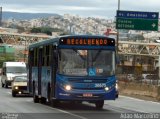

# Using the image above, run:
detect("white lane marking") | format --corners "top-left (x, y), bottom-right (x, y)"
top-left (36, 103), bottom-right (88, 119)
top-left (120, 95), bottom-right (160, 105)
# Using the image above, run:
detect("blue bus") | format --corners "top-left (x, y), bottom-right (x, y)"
top-left (28, 35), bottom-right (118, 109)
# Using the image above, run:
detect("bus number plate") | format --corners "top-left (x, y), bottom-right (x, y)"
top-left (83, 93), bottom-right (93, 97)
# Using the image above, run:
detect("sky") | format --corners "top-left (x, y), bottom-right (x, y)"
top-left (1, 0), bottom-right (160, 19)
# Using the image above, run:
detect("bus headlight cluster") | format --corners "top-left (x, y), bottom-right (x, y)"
top-left (65, 85), bottom-right (72, 91)
top-left (105, 87), bottom-right (109, 91)
top-left (104, 84), bottom-right (117, 92)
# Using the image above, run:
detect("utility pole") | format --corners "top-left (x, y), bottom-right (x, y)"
top-left (117, 0), bottom-right (120, 53)
top-left (0, 7), bottom-right (2, 27)
top-left (116, 0), bottom-right (120, 74)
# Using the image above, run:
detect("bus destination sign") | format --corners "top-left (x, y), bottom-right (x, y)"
top-left (59, 38), bottom-right (115, 46)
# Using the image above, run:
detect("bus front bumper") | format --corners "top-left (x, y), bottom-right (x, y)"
top-left (55, 86), bottom-right (117, 101)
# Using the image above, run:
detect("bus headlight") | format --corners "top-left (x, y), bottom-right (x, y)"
top-left (105, 87), bottom-right (109, 91)
top-left (15, 86), bottom-right (19, 90)
top-left (65, 85), bottom-right (72, 91)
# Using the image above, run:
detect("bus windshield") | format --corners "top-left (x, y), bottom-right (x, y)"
top-left (58, 49), bottom-right (115, 76)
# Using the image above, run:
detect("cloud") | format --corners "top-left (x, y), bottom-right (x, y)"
top-left (1, 0), bottom-right (160, 19)
top-left (1, 0), bottom-right (105, 7)
top-left (120, 0), bottom-right (160, 12)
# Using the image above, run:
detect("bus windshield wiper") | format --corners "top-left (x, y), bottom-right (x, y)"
top-left (92, 50), bottom-right (101, 62)
top-left (73, 49), bottom-right (86, 61)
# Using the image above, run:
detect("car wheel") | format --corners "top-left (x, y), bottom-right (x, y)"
top-left (1, 82), bottom-right (4, 87)
top-left (12, 91), bottom-right (16, 97)
top-left (5, 84), bottom-right (8, 88)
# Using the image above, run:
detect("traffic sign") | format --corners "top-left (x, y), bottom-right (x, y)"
top-left (116, 18), bottom-right (158, 31)
top-left (117, 10), bottom-right (159, 19)
top-left (116, 10), bottom-right (159, 31)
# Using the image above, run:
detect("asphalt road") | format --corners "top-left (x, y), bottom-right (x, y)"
top-left (0, 78), bottom-right (160, 119)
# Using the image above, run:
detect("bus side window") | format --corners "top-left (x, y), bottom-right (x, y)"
top-left (42, 47), bottom-right (45, 66)
top-left (29, 50), bottom-right (34, 67)
top-left (44, 46), bottom-right (47, 66)
top-left (46, 45), bottom-right (50, 66)
top-left (33, 48), bottom-right (38, 66)
top-left (44, 45), bottom-right (52, 66)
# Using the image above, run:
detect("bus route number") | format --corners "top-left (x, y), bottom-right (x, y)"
top-left (95, 83), bottom-right (106, 88)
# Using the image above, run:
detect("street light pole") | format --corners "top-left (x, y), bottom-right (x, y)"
top-left (116, 0), bottom-right (120, 74)
top-left (0, 7), bottom-right (2, 27)
top-left (118, 0), bottom-right (120, 10)
top-left (117, 0), bottom-right (120, 53)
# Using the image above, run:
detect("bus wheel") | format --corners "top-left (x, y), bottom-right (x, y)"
top-left (47, 85), bottom-right (51, 104)
top-left (95, 100), bottom-right (104, 109)
top-left (33, 95), bottom-right (39, 103)
top-left (41, 97), bottom-right (46, 104)
top-left (33, 84), bottom-right (39, 103)
top-left (51, 99), bottom-right (59, 107)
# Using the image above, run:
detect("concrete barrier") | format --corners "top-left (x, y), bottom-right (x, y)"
top-left (119, 81), bottom-right (160, 101)
top-left (157, 86), bottom-right (160, 100)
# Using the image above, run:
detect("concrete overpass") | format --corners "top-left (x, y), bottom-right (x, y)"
top-left (0, 32), bottom-right (54, 48)
top-left (119, 41), bottom-right (160, 57)
top-left (1, 32), bottom-right (160, 56)
top-left (1, 32), bottom-right (160, 68)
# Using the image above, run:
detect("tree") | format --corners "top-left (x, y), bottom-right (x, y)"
top-left (31, 27), bottom-right (41, 33)
top-left (30, 27), bottom-right (65, 36)
top-left (0, 54), bottom-right (15, 67)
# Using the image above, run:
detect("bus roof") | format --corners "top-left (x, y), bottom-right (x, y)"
top-left (29, 35), bottom-right (115, 49)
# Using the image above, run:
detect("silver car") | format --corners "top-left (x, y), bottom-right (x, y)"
top-left (12, 76), bottom-right (28, 97)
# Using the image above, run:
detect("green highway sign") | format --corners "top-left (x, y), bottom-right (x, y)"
top-left (116, 18), bottom-right (158, 31)
top-left (116, 10), bottom-right (159, 31)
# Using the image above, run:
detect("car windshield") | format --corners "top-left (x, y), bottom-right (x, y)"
top-left (58, 49), bottom-right (115, 76)
top-left (6, 67), bottom-right (27, 73)
top-left (14, 77), bottom-right (27, 82)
